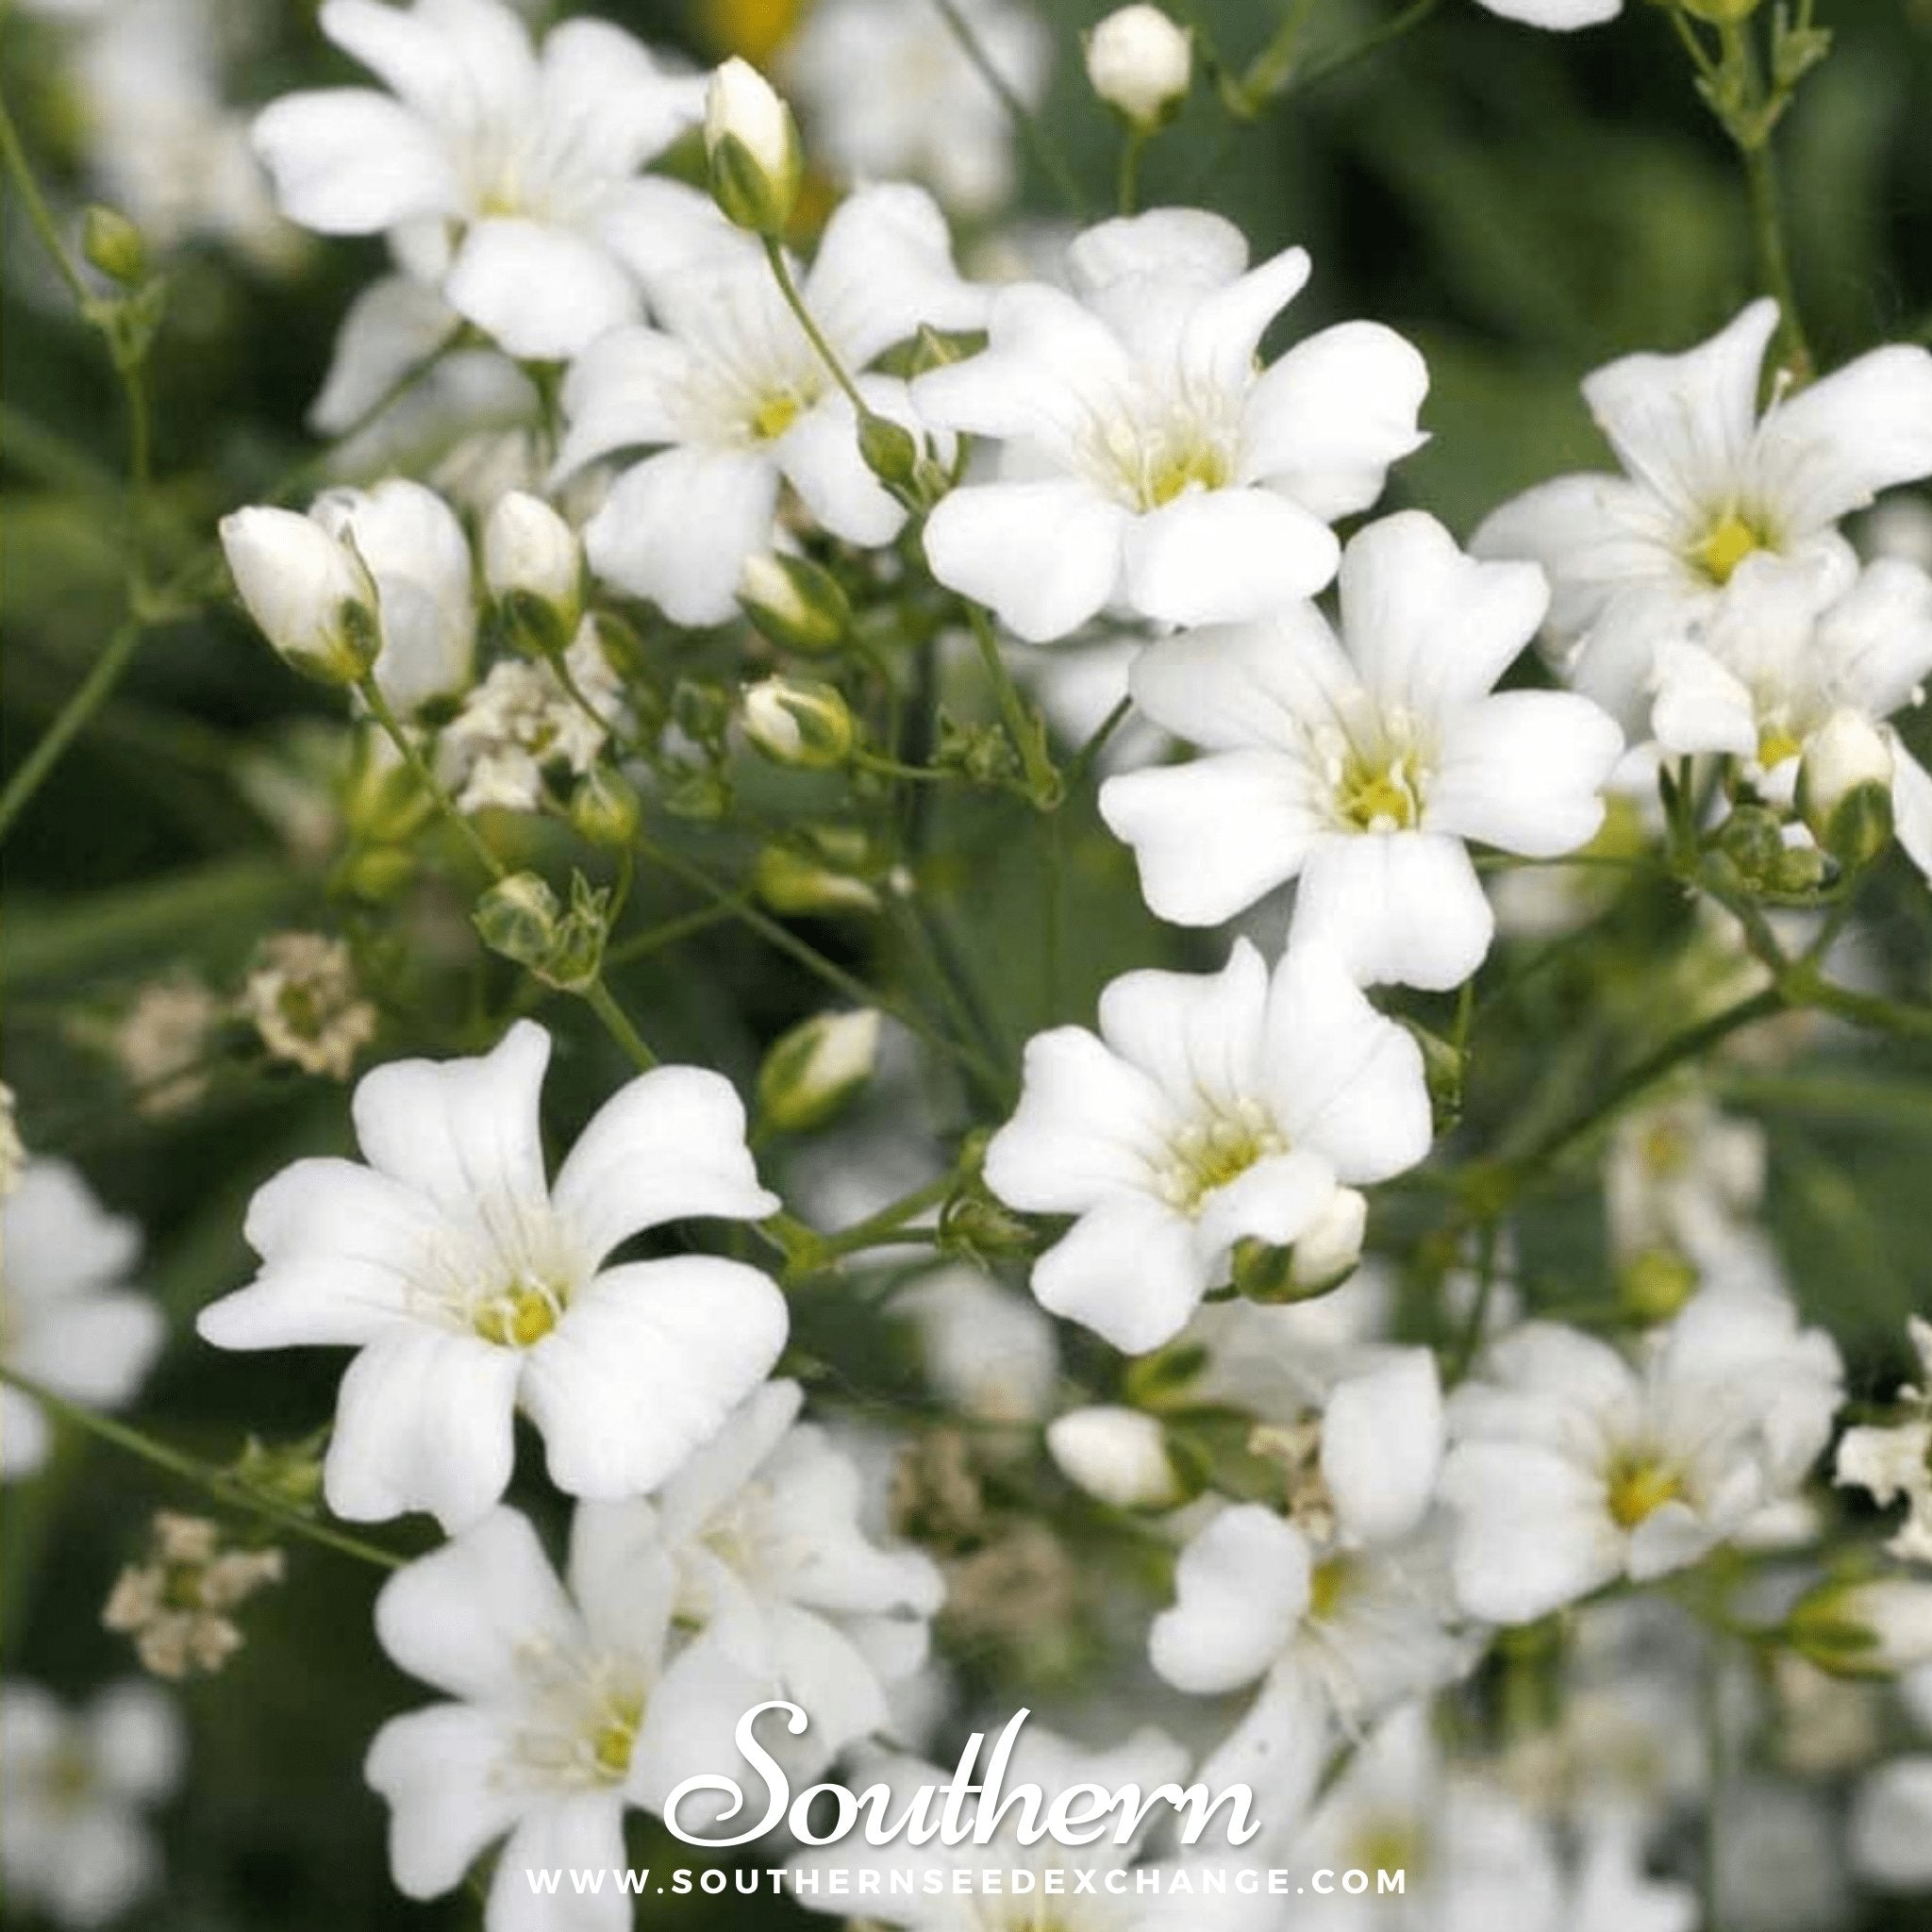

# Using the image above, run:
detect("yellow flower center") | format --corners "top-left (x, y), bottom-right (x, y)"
top-left (1351, 1818), bottom-right (1424, 1882)
top-left (1308, 1554), bottom-right (1353, 1622)
top-left (1692, 511), bottom-right (1771, 586)
top-left (751, 391), bottom-right (806, 441)
top-left (473, 1279), bottom-right (564, 1348)
top-left (1155, 1100), bottom-right (1286, 1215)
top-left (1757, 724), bottom-right (1803, 769)
top-left (1606, 1453), bottom-right (1684, 1530)
top-left (591, 1705), bottom-right (641, 1781)
top-left (1143, 442), bottom-right (1231, 508)
top-left (1340, 752), bottom-right (1423, 832)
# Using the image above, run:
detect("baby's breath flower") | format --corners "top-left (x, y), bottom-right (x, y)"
top-left (240, 933), bottom-right (377, 1080)
top-left (103, 1512), bottom-right (285, 1681)
top-left (110, 977), bottom-right (223, 1117)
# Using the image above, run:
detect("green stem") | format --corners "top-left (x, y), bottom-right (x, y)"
top-left (928, 0), bottom-right (1087, 213)
top-left (358, 678), bottom-right (506, 881)
top-left (1292, 0), bottom-right (1441, 96)
top-left (579, 978), bottom-right (658, 1072)
top-left (0, 613), bottom-right (149, 842)
top-left (1118, 129), bottom-right (1148, 216)
top-left (790, 1172), bottom-right (958, 1279)
top-left (761, 238), bottom-right (872, 420)
top-left (0, 85), bottom-right (88, 304)
top-left (0, 1366), bottom-right (405, 1572)
top-left (966, 604), bottom-right (1061, 808)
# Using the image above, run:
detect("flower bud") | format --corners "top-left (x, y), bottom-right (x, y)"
top-left (1233, 1189), bottom-right (1367, 1305)
top-left (82, 204), bottom-right (147, 286)
top-left (1799, 711), bottom-right (1895, 872)
top-left (220, 507), bottom-right (378, 687)
top-left (1790, 1575), bottom-right (1932, 1678)
top-left (858, 411), bottom-right (922, 492)
top-left (1682, 0), bottom-right (1762, 22)
top-left (1619, 1245), bottom-right (1698, 1325)
top-left (1046, 1407), bottom-right (1182, 1511)
top-left (473, 871), bottom-right (560, 972)
top-left (704, 58), bottom-right (802, 236)
top-left (483, 491), bottom-right (581, 657)
top-left (751, 842), bottom-right (881, 916)
top-left (758, 1008), bottom-right (882, 1133)
top-left (742, 675), bottom-right (857, 771)
top-left (569, 765), bottom-right (642, 850)
top-left (740, 553), bottom-right (852, 656)
top-left (1085, 6), bottom-right (1192, 130)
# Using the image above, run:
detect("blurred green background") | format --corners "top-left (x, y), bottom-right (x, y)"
top-left (5, 0), bottom-right (1932, 1925)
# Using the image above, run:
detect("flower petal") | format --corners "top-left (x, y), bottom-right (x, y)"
top-left (1441, 1441), bottom-right (1624, 1624)
top-left (1756, 342), bottom-right (1932, 531)
top-left (445, 217), bottom-right (641, 362)
top-left (1427, 689), bottom-right (1625, 858)
top-left (1241, 321), bottom-right (1430, 519)
top-left (921, 479), bottom-right (1128, 643)
top-left (1291, 831), bottom-right (1495, 991)
top-left (365, 1704), bottom-right (525, 1902)
top-left (325, 1326), bottom-right (522, 1531)
top-left (552, 1066), bottom-right (776, 1265)
top-left (804, 182), bottom-right (988, 368)
top-left (1650, 641), bottom-right (1758, 758)
top-left (1149, 1505), bottom-right (1312, 1694)
top-left (521, 1257), bottom-right (789, 1499)
top-left (1322, 1350), bottom-right (1444, 1545)
top-left (252, 91), bottom-right (458, 233)
top-left (1094, 936), bottom-right (1271, 1112)
top-left (776, 381), bottom-right (910, 548)
top-left (555, 324), bottom-right (692, 474)
top-left (490, 1795), bottom-right (628, 1932)
top-left (1122, 486), bottom-right (1340, 628)
top-left (1030, 1193), bottom-right (1207, 1354)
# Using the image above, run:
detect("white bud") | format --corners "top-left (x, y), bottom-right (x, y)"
top-left (220, 507), bottom-right (377, 687)
top-left (1085, 6), bottom-right (1192, 129)
top-left (742, 675), bottom-right (856, 770)
top-left (740, 552), bottom-right (850, 654)
top-left (1800, 710), bottom-right (1894, 827)
top-left (1291, 1187), bottom-right (1369, 1295)
top-left (1793, 1576), bottom-right (1932, 1677)
top-left (758, 1008), bottom-right (883, 1133)
top-left (483, 491), bottom-right (581, 637)
top-left (705, 58), bottom-right (802, 235)
top-left (1047, 1407), bottom-right (1181, 1511)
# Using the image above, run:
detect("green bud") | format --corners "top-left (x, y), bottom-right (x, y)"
top-left (751, 842), bottom-right (881, 916)
top-left (757, 1008), bottom-right (882, 1133)
top-left (569, 766), bottom-right (642, 849)
top-left (232, 1434), bottom-right (325, 1510)
top-left (474, 872), bottom-right (560, 973)
top-left (1230, 1189), bottom-right (1366, 1305)
top-left (1712, 803), bottom-right (1787, 889)
top-left (741, 675), bottom-right (857, 771)
top-left (739, 553), bottom-right (852, 656)
top-left (704, 59), bottom-right (803, 237)
top-left (81, 204), bottom-right (147, 286)
top-left (1788, 1574), bottom-right (1932, 1679)
top-left (1619, 1246), bottom-right (1698, 1324)
top-left (1402, 1019), bottom-right (1465, 1136)
top-left (1799, 712), bottom-right (1896, 873)
top-left (673, 678), bottom-right (736, 749)
top-left (938, 1186), bottom-right (1037, 1264)
top-left (1769, 841), bottom-right (1828, 896)
top-left (858, 412), bottom-right (922, 491)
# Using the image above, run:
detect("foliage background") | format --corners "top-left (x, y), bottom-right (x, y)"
top-left (4, 0), bottom-right (1932, 1925)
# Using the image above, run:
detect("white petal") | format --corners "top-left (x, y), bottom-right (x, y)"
top-left (1100, 752), bottom-right (1324, 926)
top-left (1815, 557), bottom-right (1932, 719)
top-left (1093, 936), bottom-right (1270, 1112)
top-left (1472, 473), bottom-right (1675, 640)
top-left (1338, 509), bottom-right (1550, 713)
top-left (555, 325), bottom-right (691, 474)
top-left (1121, 487), bottom-right (1340, 627)
top-left (375, 1507), bottom-right (577, 1703)
top-left (322, 0), bottom-right (535, 125)
top-left (325, 1326), bottom-right (522, 1531)
top-left (1650, 641), bottom-right (1758, 758)
top-left (1241, 321), bottom-right (1430, 518)
top-left (1851, 1757), bottom-right (1932, 1891)
top-left (1068, 208), bottom-right (1249, 299)
top-left (199, 1158), bottom-right (438, 1350)
top-left (520, 1257), bottom-right (788, 1499)
top-left (309, 275), bottom-right (464, 437)
top-left (1291, 831), bottom-right (1494, 991)
top-left (445, 218), bottom-right (640, 362)
top-left (552, 1066), bottom-right (776, 1265)
top-left (1322, 1350), bottom-right (1443, 1545)
top-left (776, 381), bottom-right (909, 548)
top-left (982, 1027), bottom-right (1172, 1214)
top-left (1262, 947), bottom-right (1433, 1181)
top-left (1031, 1193), bottom-right (1208, 1354)
top-left (1427, 689), bottom-right (1625, 857)
top-left (488, 1796), bottom-right (628, 1932)
top-left (1149, 1505), bottom-right (1311, 1693)
top-left (1892, 743), bottom-right (1932, 881)
top-left (1584, 298), bottom-right (1777, 513)
top-left (14, 1293), bottom-right (162, 1409)
top-left (1756, 342), bottom-right (1932, 531)
top-left (352, 1020), bottom-right (551, 1219)
top-left (764, 1602), bottom-right (891, 1755)
top-left (1192, 1149), bottom-right (1339, 1264)
top-left (920, 479), bottom-right (1128, 643)
top-left (3, 1159), bottom-right (141, 1300)
top-left (583, 446), bottom-right (779, 627)
top-left (804, 182), bottom-right (988, 368)
top-left (252, 91), bottom-right (458, 233)
top-left (1473, 0), bottom-right (1622, 24)
top-left (1441, 1441), bottom-right (1624, 1623)
top-left (538, 19), bottom-right (703, 175)
top-left (86, 1682), bottom-right (185, 1806)
top-left (0, 1386), bottom-right (50, 1476)
top-left (365, 1704), bottom-right (524, 1901)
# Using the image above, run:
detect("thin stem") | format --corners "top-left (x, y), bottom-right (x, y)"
top-left (580, 978), bottom-right (658, 1072)
top-left (0, 1366), bottom-right (405, 1572)
top-left (966, 604), bottom-right (1060, 808)
top-left (761, 238), bottom-right (871, 420)
top-left (0, 85), bottom-right (89, 304)
top-left (603, 899), bottom-right (742, 966)
top-left (929, 0), bottom-right (1087, 213)
top-left (1291, 0), bottom-right (1441, 96)
top-left (358, 678), bottom-right (506, 880)
top-left (1066, 694), bottom-right (1134, 790)
top-left (791, 1173), bottom-right (958, 1278)
top-left (1118, 129), bottom-right (1148, 216)
top-left (1792, 974), bottom-right (1932, 1043)
top-left (0, 613), bottom-right (148, 841)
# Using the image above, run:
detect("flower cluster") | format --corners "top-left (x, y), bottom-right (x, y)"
top-left (8, 0), bottom-right (1932, 1928)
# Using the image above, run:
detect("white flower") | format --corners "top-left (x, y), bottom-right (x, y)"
top-left (983, 938), bottom-right (1433, 1354)
top-left (896, 1264), bottom-right (1060, 1425)
top-left (1047, 1406), bottom-right (1182, 1509)
top-left (481, 489), bottom-right (581, 623)
top-left (1442, 1281), bottom-right (1843, 1624)
top-left (252, 0), bottom-right (703, 359)
top-left (220, 504), bottom-right (379, 686)
top-left (196, 1020), bottom-right (788, 1532)
top-left (1, 1159), bottom-right (163, 1481)
top-left (309, 479), bottom-right (477, 712)
top-left (1151, 1350), bottom-right (1477, 1771)
top-left (1471, 0), bottom-right (1623, 31)
top-left (0, 1680), bottom-right (184, 1929)
top-left (1835, 1316), bottom-right (1932, 1564)
top-left (1605, 1090), bottom-right (1767, 1274)
top-left (1085, 8), bottom-right (1192, 128)
top-left (914, 208), bottom-right (1428, 641)
top-left (1851, 1756), bottom-right (1932, 1891)
top-left (1648, 556), bottom-right (1932, 877)
top-left (1101, 511), bottom-right (1624, 991)
top-left (558, 184), bottom-right (986, 625)
top-left (785, 0), bottom-right (1051, 219)
top-left (366, 1507), bottom-right (766, 1932)
top-left (439, 618), bottom-right (623, 814)
top-left (573, 1379), bottom-right (943, 1767)
top-left (1474, 298), bottom-right (1932, 727)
